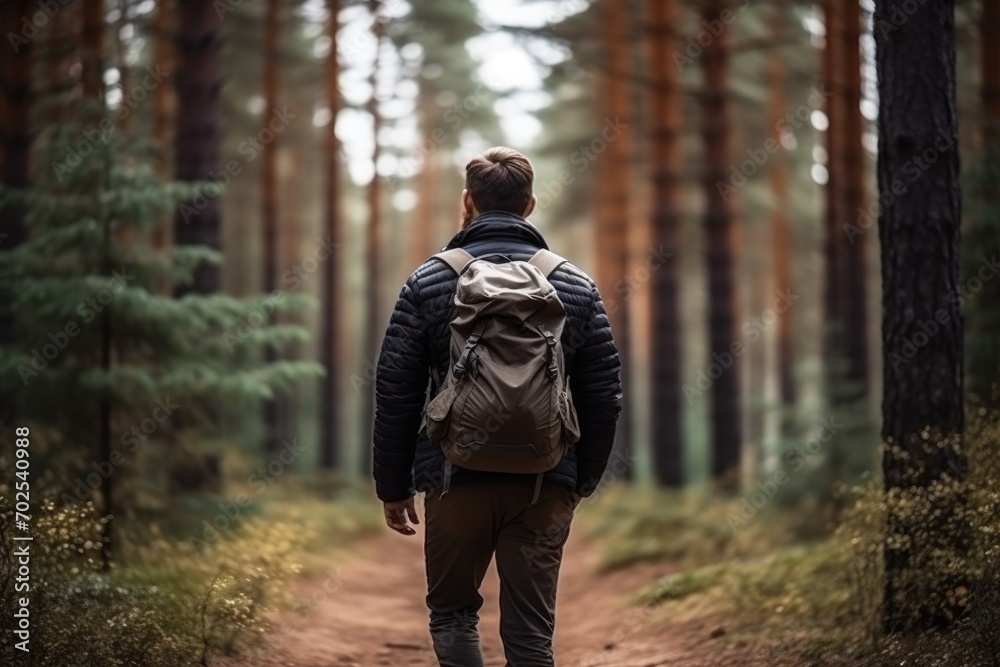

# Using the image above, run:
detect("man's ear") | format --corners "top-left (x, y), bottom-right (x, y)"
top-left (462, 189), bottom-right (477, 216)
top-left (522, 194), bottom-right (538, 218)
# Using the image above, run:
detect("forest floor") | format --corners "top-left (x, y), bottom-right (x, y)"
top-left (220, 506), bottom-right (813, 667)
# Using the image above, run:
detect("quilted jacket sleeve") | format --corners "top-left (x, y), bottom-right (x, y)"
top-left (373, 273), bottom-right (429, 502)
top-left (569, 283), bottom-right (624, 496)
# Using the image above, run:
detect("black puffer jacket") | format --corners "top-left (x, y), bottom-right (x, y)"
top-left (372, 211), bottom-right (623, 503)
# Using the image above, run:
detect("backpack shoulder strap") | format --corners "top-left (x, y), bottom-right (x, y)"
top-left (431, 248), bottom-right (475, 275)
top-left (527, 248), bottom-right (568, 278)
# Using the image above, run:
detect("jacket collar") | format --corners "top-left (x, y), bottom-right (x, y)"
top-left (444, 210), bottom-right (549, 251)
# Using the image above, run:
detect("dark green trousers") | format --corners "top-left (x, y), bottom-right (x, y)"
top-left (423, 477), bottom-right (576, 667)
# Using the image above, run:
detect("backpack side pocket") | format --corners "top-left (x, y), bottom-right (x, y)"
top-left (426, 378), bottom-right (458, 443)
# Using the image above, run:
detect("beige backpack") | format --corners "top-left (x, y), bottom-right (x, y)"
top-left (426, 248), bottom-right (581, 502)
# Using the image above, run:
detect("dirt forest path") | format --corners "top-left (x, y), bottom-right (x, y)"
top-left (226, 515), bottom-right (780, 667)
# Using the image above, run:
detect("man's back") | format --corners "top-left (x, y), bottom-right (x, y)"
top-left (372, 147), bottom-right (623, 667)
top-left (374, 210), bottom-right (622, 503)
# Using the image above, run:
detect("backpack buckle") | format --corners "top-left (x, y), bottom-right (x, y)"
top-left (543, 331), bottom-right (558, 380)
top-left (454, 321), bottom-right (489, 378)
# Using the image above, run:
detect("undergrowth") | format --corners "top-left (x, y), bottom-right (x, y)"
top-left (0, 469), bottom-right (382, 667)
top-left (587, 410), bottom-right (1000, 667)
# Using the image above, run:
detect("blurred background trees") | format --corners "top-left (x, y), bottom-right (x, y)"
top-left (0, 0), bottom-right (998, 661)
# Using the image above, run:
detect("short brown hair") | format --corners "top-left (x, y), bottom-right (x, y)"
top-left (464, 147), bottom-right (534, 215)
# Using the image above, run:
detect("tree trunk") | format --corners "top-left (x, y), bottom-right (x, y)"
top-left (701, 0), bottom-right (741, 490)
top-left (281, 140), bottom-right (303, 440)
top-left (82, 0), bottom-right (104, 101)
top-left (320, 0), bottom-right (343, 471)
top-left (598, 0), bottom-right (633, 479)
top-left (966, 0), bottom-right (1000, 409)
top-left (46, 0), bottom-right (68, 126)
top-left (0, 0), bottom-right (35, 419)
top-left (822, 0), bottom-right (844, 370)
top-left (983, 0), bottom-right (1000, 148)
top-left (174, 0), bottom-right (222, 293)
top-left (261, 0), bottom-right (285, 453)
top-left (746, 235), bottom-right (766, 477)
top-left (769, 6), bottom-right (796, 422)
top-left (876, 0), bottom-right (967, 634)
top-left (117, 0), bottom-right (132, 133)
top-left (170, 0), bottom-right (222, 495)
top-left (409, 115), bottom-right (438, 268)
top-left (0, 0), bottom-right (34, 253)
top-left (116, 0), bottom-right (137, 248)
top-left (824, 0), bottom-right (873, 496)
top-left (152, 0), bottom-right (172, 251)
top-left (839, 0), bottom-right (870, 396)
top-left (648, 0), bottom-right (683, 487)
top-left (360, 0), bottom-right (385, 476)
top-left (80, 0), bottom-right (114, 570)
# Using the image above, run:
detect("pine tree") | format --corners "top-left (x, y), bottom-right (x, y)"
top-left (701, 0), bottom-right (741, 490)
top-left (360, 0), bottom-right (386, 476)
top-left (598, 0), bottom-right (634, 479)
top-left (320, 0), bottom-right (343, 471)
top-left (876, 0), bottom-right (967, 634)
top-left (261, 0), bottom-right (286, 453)
top-left (389, 0), bottom-right (500, 265)
top-left (648, 0), bottom-right (684, 488)
top-left (964, 0), bottom-right (1000, 410)
top-left (174, 0), bottom-right (222, 293)
top-left (152, 0), bottom-right (173, 250)
top-left (0, 0), bottom-right (36, 428)
top-left (0, 102), bottom-right (321, 567)
top-left (82, 0), bottom-right (104, 101)
top-left (768, 3), bottom-right (796, 425)
top-left (823, 0), bottom-right (874, 497)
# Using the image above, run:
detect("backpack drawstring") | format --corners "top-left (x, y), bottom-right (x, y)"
top-left (530, 472), bottom-right (544, 505)
top-left (440, 459), bottom-right (453, 500)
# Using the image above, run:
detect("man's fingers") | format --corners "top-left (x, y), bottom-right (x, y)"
top-left (384, 505), bottom-right (416, 536)
top-left (405, 500), bottom-right (420, 525)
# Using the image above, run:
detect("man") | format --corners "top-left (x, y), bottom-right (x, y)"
top-left (372, 146), bottom-right (623, 667)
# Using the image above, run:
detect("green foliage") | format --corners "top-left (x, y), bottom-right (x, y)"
top-left (584, 484), bottom-right (802, 573)
top-left (963, 147), bottom-right (1000, 410)
top-left (592, 411), bottom-right (1000, 666)
top-left (0, 98), bottom-right (321, 491)
top-left (841, 413), bottom-right (1000, 666)
top-left (634, 541), bottom-right (847, 622)
top-left (0, 490), bottom-right (308, 666)
top-left (0, 472), bottom-right (382, 667)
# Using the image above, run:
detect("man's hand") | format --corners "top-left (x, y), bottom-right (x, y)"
top-left (571, 492), bottom-right (583, 509)
top-left (383, 497), bottom-right (420, 536)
